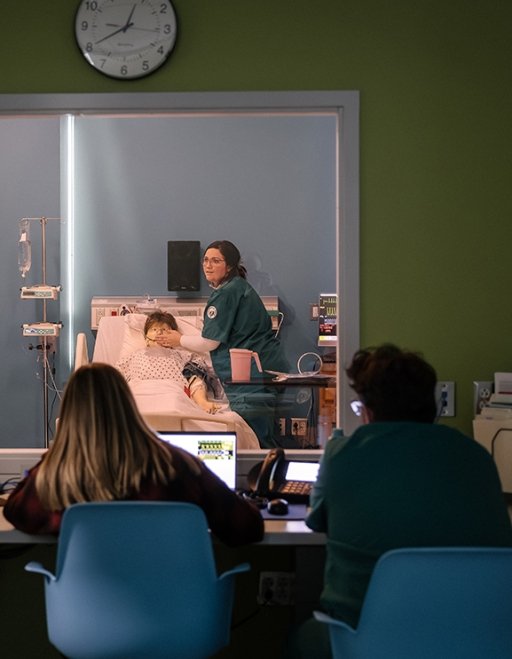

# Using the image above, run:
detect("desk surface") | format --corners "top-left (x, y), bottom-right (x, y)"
top-left (0, 509), bottom-right (326, 546)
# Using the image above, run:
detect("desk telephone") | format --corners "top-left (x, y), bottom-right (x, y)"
top-left (248, 448), bottom-right (320, 504)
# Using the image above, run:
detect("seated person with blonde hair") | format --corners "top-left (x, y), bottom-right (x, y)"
top-left (4, 363), bottom-right (264, 544)
top-left (116, 311), bottom-right (221, 415)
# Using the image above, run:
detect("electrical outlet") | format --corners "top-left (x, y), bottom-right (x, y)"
top-left (291, 418), bottom-right (307, 436)
top-left (473, 380), bottom-right (493, 416)
top-left (435, 381), bottom-right (455, 417)
top-left (258, 571), bottom-right (295, 605)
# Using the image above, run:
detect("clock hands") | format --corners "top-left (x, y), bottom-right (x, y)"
top-left (124, 4), bottom-right (137, 29)
top-left (124, 26), bottom-right (160, 33)
top-left (95, 4), bottom-right (138, 45)
top-left (104, 21), bottom-right (160, 34)
top-left (95, 25), bottom-right (128, 45)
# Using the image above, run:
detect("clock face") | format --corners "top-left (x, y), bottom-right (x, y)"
top-left (75, 0), bottom-right (178, 79)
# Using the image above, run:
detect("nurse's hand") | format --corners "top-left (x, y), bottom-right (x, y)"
top-left (155, 329), bottom-right (182, 348)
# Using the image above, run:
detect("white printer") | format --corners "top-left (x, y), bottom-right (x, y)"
top-left (473, 372), bottom-right (512, 494)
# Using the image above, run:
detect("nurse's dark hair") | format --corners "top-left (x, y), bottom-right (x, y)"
top-left (206, 240), bottom-right (247, 280)
top-left (346, 343), bottom-right (437, 423)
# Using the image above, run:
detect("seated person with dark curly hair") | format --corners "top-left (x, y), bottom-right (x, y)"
top-left (286, 343), bottom-right (512, 659)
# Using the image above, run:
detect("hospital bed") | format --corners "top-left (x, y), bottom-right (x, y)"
top-left (74, 313), bottom-right (260, 449)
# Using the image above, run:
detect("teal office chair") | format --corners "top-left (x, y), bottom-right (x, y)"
top-left (315, 546), bottom-right (512, 659)
top-left (25, 501), bottom-right (250, 659)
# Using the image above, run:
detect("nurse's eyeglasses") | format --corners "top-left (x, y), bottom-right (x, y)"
top-left (350, 400), bottom-right (364, 417)
top-left (202, 257), bottom-right (226, 266)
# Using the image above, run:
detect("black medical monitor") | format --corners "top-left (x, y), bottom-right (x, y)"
top-left (318, 293), bottom-right (337, 348)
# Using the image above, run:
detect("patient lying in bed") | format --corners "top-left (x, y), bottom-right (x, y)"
top-left (85, 311), bottom-right (259, 448)
top-left (116, 311), bottom-right (221, 415)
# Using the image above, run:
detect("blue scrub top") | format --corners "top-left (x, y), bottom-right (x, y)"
top-left (202, 276), bottom-right (289, 382)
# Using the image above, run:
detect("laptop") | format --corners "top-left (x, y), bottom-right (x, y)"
top-left (156, 430), bottom-right (237, 490)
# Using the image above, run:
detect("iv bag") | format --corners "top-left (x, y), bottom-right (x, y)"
top-left (18, 219), bottom-right (32, 278)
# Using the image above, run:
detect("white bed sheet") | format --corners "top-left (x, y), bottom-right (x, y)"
top-left (85, 314), bottom-right (259, 449)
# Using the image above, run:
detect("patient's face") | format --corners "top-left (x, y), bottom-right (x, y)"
top-left (145, 322), bottom-right (173, 346)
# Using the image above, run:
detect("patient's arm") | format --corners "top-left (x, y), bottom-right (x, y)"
top-left (189, 379), bottom-right (220, 414)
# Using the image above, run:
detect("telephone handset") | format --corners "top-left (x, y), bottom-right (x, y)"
top-left (249, 448), bottom-right (319, 504)
top-left (253, 447), bottom-right (286, 496)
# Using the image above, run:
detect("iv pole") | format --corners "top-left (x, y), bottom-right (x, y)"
top-left (41, 217), bottom-right (50, 448)
top-left (19, 217), bottom-right (61, 448)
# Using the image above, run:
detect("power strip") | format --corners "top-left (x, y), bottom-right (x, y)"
top-left (258, 571), bottom-right (295, 605)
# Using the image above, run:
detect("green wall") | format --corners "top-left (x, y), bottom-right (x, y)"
top-left (1, 0), bottom-right (511, 435)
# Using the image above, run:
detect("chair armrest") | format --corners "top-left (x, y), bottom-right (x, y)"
top-left (25, 560), bottom-right (57, 582)
top-left (314, 610), bottom-right (356, 634)
top-left (219, 562), bottom-right (251, 582)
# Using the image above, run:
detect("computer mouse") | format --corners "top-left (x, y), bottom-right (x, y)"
top-left (267, 498), bottom-right (289, 516)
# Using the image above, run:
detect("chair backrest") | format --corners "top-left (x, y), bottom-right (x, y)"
top-left (44, 501), bottom-right (243, 659)
top-left (331, 547), bottom-right (512, 659)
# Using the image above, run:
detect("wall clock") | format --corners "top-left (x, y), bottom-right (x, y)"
top-left (75, 0), bottom-right (178, 80)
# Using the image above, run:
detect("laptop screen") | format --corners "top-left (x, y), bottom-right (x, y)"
top-left (156, 431), bottom-right (237, 490)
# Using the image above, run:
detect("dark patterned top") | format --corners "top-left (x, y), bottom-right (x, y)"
top-left (4, 442), bottom-right (264, 547)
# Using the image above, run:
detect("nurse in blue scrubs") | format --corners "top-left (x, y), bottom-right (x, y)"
top-left (161, 240), bottom-right (289, 447)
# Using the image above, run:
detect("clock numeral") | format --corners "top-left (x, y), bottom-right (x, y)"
top-left (160, 3), bottom-right (168, 13)
top-left (86, 42), bottom-right (93, 52)
top-left (81, 20), bottom-right (89, 31)
top-left (157, 45), bottom-right (164, 55)
top-left (121, 65), bottom-right (128, 76)
top-left (163, 23), bottom-right (172, 34)
top-left (85, 1), bottom-right (98, 9)
top-left (142, 61), bottom-right (149, 71)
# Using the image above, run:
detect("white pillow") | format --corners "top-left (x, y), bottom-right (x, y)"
top-left (117, 314), bottom-right (146, 360)
top-left (118, 313), bottom-right (203, 362)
